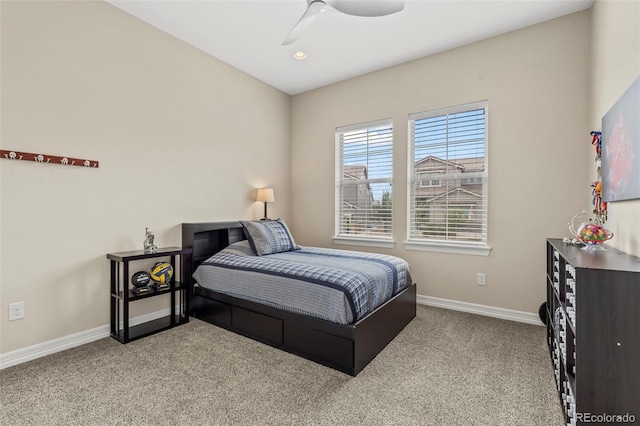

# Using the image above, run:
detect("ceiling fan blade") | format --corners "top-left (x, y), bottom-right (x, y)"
top-left (282, 1), bottom-right (329, 46)
top-left (327, 0), bottom-right (404, 17)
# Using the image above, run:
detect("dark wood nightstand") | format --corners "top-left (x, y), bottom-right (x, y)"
top-left (108, 246), bottom-right (192, 343)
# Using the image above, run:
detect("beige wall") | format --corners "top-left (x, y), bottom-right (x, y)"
top-left (6, 1), bottom-right (635, 357)
top-left (590, 0), bottom-right (640, 257)
top-left (0, 1), bottom-right (291, 353)
top-left (291, 11), bottom-right (591, 314)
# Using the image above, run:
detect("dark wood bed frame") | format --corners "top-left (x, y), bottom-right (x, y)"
top-left (181, 221), bottom-right (416, 376)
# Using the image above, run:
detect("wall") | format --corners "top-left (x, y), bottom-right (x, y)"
top-left (0, 1), bottom-right (291, 354)
top-left (291, 11), bottom-right (591, 314)
top-left (2, 2), bottom-right (614, 358)
top-left (589, 0), bottom-right (640, 258)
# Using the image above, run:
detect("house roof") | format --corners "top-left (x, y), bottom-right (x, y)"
top-left (343, 164), bottom-right (368, 180)
top-left (424, 187), bottom-right (482, 203)
top-left (415, 156), bottom-right (484, 173)
top-left (415, 156), bottom-right (464, 170)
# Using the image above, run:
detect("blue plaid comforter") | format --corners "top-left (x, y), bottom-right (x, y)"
top-left (197, 241), bottom-right (412, 323)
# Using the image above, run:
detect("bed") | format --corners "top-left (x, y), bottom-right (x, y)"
top-left (181, 221), bottom-right (416, 376)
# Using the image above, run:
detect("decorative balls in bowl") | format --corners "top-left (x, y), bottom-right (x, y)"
top-left (568, 211), bottom-right (614, 250)
top-left (575, 222), bottom-right (613, 245)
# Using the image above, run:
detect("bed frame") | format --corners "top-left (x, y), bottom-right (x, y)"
top-left (181, 221), bottom-right (416, 376)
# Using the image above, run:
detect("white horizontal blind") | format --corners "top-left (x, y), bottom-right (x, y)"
top-left (336, 119), bottom-right (393, 239)
top-left (408, 102), bottom-right (488, 244)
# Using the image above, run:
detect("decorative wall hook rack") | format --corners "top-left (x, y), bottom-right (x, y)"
top-left (0, 150), bottom-right (99, 168)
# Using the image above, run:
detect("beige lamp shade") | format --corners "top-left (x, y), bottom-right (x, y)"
top-left (256, 188), bottom-right (275, 203)
top-left (256, 188), bottom-right (275, 220)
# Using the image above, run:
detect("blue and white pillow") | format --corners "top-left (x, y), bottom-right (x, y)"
top-left (240, 219), bottom-right (299, 256)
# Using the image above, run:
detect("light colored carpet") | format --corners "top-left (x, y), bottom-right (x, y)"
top-left (0, 305), bottom-right (564, 425)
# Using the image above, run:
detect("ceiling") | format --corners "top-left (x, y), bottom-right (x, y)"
top-left (107, 0), bottom-right (593, 95)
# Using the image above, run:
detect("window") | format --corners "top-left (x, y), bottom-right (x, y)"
top-left (419, 171), bottom-right (443, 187)
top-left (461, 177), bottom-right (482, 185)
top-left (406, 101), bottom-right (490, 255)
top-left (335, 118), bottom-right (393, 247)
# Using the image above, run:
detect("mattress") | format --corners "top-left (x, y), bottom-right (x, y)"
top-left (192, 240), bottom-right (412, 325)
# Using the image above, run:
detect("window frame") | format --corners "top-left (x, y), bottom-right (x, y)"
top-left (405, 101), bottom-right (491, 256)
top-left (334, 118), bottom-right (395, 248)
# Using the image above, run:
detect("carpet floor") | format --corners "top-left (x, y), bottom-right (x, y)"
top-left (0, 305), bottom-right (564, 425)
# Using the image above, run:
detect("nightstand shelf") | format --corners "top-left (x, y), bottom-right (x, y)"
top-left (108, 247), bottom-right (192, 343)
top-left (114, 315), bottom-right (183, 343)
top-left (112, 281), bottom-right (186, 302)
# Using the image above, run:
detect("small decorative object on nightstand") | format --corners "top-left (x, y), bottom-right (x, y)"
top-left (131, 271), bottom-right (151, 295)
top-left (150, 261), bottom-right (173, 291)
top-left (143, 228), bottom-right (157, 253)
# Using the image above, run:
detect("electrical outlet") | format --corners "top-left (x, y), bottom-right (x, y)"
top-left (9, 302), bottom-right (25, 321)
top-left (477, 273), bottom-right (487, 286)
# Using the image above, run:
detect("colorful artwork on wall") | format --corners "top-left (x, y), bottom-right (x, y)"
top-left (601, 75), bottom-right (640, 202)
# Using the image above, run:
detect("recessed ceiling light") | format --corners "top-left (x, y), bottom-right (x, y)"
top-left (293, 51), bottom-right (307, 60)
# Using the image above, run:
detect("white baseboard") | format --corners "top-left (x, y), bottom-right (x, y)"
top-left (0, 308), bottom-right (173, 370)
top-left (417, 294), bottom-right (544, 326)
top-left (2, 297), bottom-right (543, 370)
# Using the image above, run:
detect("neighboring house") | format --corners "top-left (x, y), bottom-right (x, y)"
top-left (341, 164), bottom-right (374, 234)
top-left (342, 156), bottom-right (484, 239)
top-left (414, 155), bottom-right (484, 240)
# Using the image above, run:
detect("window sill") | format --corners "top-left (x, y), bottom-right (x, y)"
top-left (404, 240), bottom-right (491, 256)
top-left (333, 236), bottom-right (395, 249)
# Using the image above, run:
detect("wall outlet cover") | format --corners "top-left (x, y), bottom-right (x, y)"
top-left (9, 302), bottom-right (25, 321)
top-left (477, 273), bottom-right (487, 286)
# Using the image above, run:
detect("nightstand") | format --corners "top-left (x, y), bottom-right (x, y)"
top-left (107, 247), bottom-right (192, 343)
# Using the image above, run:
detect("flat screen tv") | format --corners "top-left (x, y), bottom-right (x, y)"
top-left (601, 75), bottom-right (640, 202)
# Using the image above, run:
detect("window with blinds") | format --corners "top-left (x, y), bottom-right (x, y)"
top-left (335, 119), bottom-right (393, 241)
top-left (407, 102), bottom-right (488, 250)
